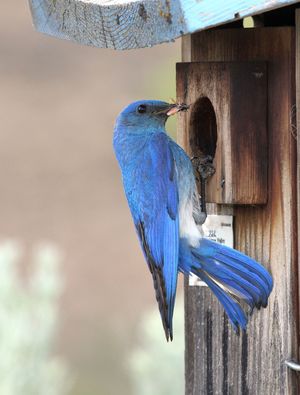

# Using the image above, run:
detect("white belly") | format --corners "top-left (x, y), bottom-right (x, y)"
top-left (179, 199), bottom-right (202, 247)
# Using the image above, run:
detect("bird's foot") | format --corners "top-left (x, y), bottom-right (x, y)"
top-left (191, 155), bottom-right (216, 219)
top-left (191, 155), bottom-right (215, 180)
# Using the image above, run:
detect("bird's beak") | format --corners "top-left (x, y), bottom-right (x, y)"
top-left (166, 103), bottom-right (190, 116)
top-left (153, 103), bottom-right (189, 116)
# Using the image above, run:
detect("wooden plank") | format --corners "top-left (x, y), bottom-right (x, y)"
top-left (177, 61), bottom-right (268, 204)
top-left (28, 0), bottom-right (299, 49)
top-left (180, 27), bottom-right (299, 395)
top-left (296, 7), bottom-right (300, 372)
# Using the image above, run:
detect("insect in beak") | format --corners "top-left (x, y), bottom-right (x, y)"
top-left (166, 103), bottom-right (190, 116)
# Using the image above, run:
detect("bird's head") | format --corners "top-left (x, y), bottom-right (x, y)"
top-left (116, 100), bottom-right (189, 131)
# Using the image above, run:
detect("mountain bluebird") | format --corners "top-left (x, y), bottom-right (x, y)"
top-left (113, 100), bottom-right (273, 341)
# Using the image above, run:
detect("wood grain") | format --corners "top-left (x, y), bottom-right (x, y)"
top-left (28, 0), bottom-right (299, 49)
top-left (180, 27), bottom-right (299, 395)
top-left (296, 8), bottom-right (300, 375)
top-left (177, 61), bottom-right (268, 204)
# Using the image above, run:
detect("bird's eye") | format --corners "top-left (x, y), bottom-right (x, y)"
top-left (137, 104), bottom-right (147, 114)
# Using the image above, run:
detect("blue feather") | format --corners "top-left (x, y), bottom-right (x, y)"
top-left (115, 118), bottom-right (179, 341)
top-left (199, 238), bottom-right (273, 296)
top-left (186, 238), bottom-right (273, 328)
top-left (198, 270), bottom-right (248, 332)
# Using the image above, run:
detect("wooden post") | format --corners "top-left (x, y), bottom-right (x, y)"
top-left (179, 26), bottom-right (299, 394)
top-left (296, 10), bottom-right (300, 386)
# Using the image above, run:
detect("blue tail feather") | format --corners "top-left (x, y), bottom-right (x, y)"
top-left (191, 253), bottom-right (262, 308)
top-left (186, 238), bottom-right (273, 330)
top-left (198, 270), bottom-right (247, 332)
top-left (214, 246), bottom-right (273, 293)
top-left (213, 253), bottom-right (269, 306)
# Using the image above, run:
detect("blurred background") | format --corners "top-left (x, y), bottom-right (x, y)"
top-left (0, 2), bottom-right (183, 394)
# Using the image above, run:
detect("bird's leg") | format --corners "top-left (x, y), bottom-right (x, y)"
top-left (191, 155), bottom-right (215, 220)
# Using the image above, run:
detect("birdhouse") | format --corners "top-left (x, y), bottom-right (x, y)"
top-left (29, 1), bottom-right (300, 393)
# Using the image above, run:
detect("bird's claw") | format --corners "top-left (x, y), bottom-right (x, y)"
top-left (191, 155), bottom-right (216, 218)
top-left (191, 155), bottom-right (215, 180)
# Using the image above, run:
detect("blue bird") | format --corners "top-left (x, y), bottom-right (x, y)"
top-left (113, 100), bottom-right (273, 341)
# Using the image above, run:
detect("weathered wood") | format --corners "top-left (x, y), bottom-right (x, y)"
top-left (28, 0), bottom-right (299, 49)
top-left (296, 8), bottom-right (300, 373)
top-left (180, 27), bottom-right (299, 395)
top-left (177, 61), bottom-right (268, 204)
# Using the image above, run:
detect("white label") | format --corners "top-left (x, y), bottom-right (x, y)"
top-left (189, 215), bottom-right (234, 286)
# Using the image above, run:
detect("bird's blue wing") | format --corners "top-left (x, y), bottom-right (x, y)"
top-left (130, 133), bottom-right (179, 341)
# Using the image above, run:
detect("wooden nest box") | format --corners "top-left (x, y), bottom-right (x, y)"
top-left (29, 1), bottom-right (300, 393)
